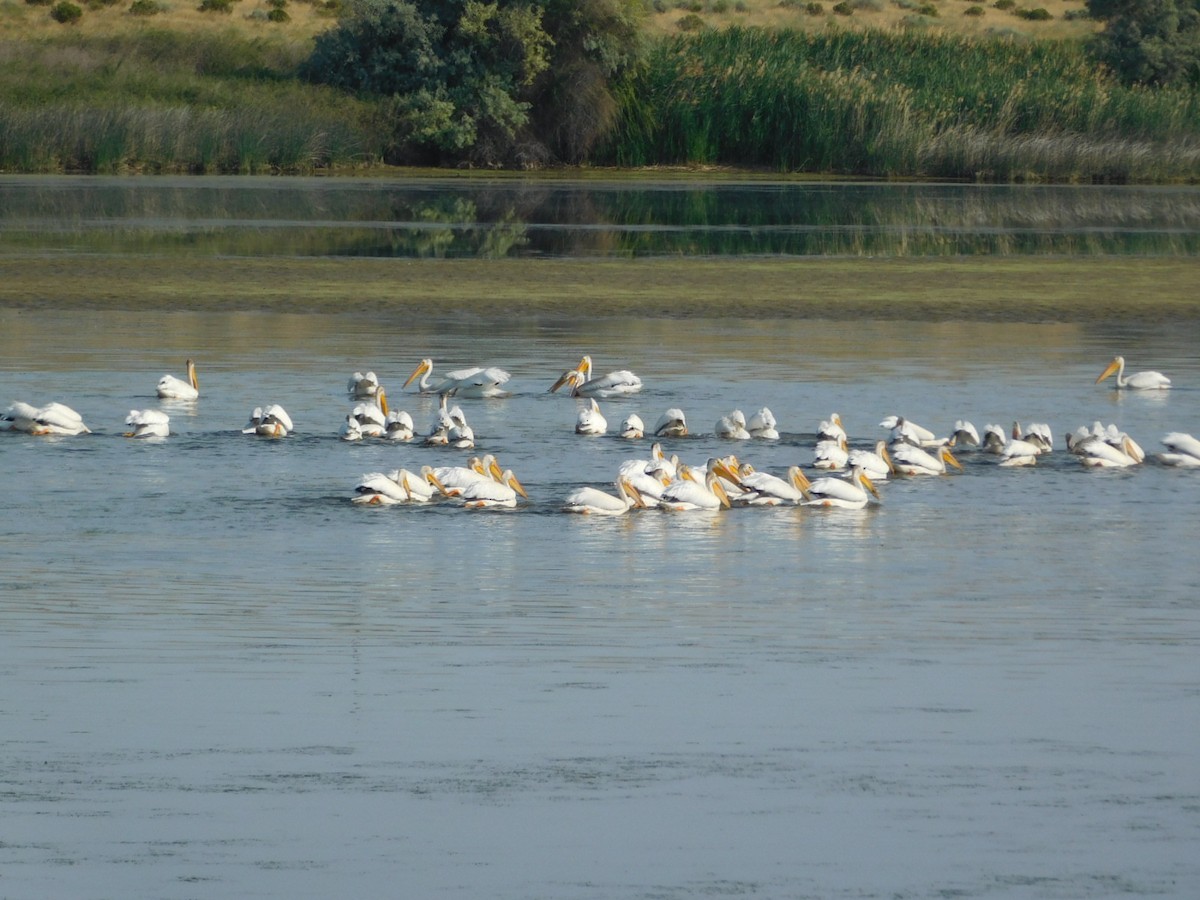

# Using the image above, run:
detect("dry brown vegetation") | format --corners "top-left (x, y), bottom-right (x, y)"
top-left (0, 0), bottom-right (1095, 44)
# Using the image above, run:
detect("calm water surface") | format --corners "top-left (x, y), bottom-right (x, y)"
top-left (2, 177), bottom-right (1200, 898)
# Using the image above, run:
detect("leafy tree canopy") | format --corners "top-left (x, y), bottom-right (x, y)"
top-left (302, 0), bottom-right (645, 165)
top-left (1086, 0), bottom-right (1200, 86)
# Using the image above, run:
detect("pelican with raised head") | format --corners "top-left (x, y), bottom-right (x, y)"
top-left (156, 359), bottom-right (199, 400)
top-left (1095, 356), bottom-right (1170, 390)
top-left (550, 356), bottom-right (642, 398)
top-left (404, 358), bottom-right (511, 398)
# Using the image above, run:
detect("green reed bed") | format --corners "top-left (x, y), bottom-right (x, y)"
top-left (0, 31), bottom-right (384, 173)
top-left (606, 28), bottom-right (1200, 181)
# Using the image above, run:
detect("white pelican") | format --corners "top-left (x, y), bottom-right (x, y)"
top-left (347, 370), bottom-right (381, 399)
top-left (802, 465), bottom-right (880, 509)
top-left (847, 441), bottom-right (893, 481)
top-left (385, 410), bottom-right (414, 441)
top-left (949, 420), bottom-right (980, 447)
top-left (734, 464), bottom-right (810, 506)
top-left (881, 415), bottom-right (943, 448)
top-left (982, 423), bottom-right (1007, 454)
top-left (449, 420), bottom-right (475, 449)
top-left (654, 408), bottom-right (688, 437)
top-left (1095, 356), bottom-right (1171, 390)
top-left (124, 409), bottom-right (170, 438)
top-left (889, 443), bottom-right (962, 476)
top-left (432, 456), bottom-right (492, 496)
top-left (747, 407), bottom-right (779, 440)
top-left (563, 477), bottom-right (645, 515)
top-left (619, 413), bottom-right (645, 439)
top-left (1157, 433), bottom-right (1200, 467)
top-left (1014, 421), bottom-right (1053, 453)
top-left (351, 470), bottom-right (408, 505)
top-left (659, 458), bottom-right (738, 511)
top-left (243, 404), bottom-right (292, 437)
top-left (350, 395), bottom-right (389, 437)
top-left (998, 438), bottom-right (1041, 468)
top-left (339, 414), bottom-right (364, 441)
top-left (1072, 433), bottom-right (1142, 468)
top-left (812, 437), bottom-right (848, 470)
top-left (404, 358), bottom-right (511, 398)
top-left (3, 401), bottom-right (39, 432)
top-left (575, 398), bottom-right (608, 435)
top-left (616, 457), bottom-right (671, 508)
top-left (156, 359), bottom-right (199, 400)
top-left (457, 463), bottom-right (528, 508)
top-left (550, 356), bottom-right (643, 398)
top-left (18, 402), bottom-right (92, 436)
top-left (818, 413), bottom-right (846, 443)
top-left (715, 410), bottom-right (751, 440)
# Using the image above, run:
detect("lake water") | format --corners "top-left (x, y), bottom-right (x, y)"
top-left (2, 178), bottom-right (1200, 899)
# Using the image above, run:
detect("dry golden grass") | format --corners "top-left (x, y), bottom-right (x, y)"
top-left (649, 0), bottom-right (1097, 41)
top-left (0, 0), bottom-right (332, 41)
top-left (0, 0), bottom-right (1095, 44)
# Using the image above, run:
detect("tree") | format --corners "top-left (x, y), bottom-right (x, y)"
top-left (1086, 0), bottom-right (1200, 86)
top-left (301, 0), bottom-right (644, 165)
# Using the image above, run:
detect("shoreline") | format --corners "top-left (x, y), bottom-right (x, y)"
top-left (2, 256), bottom-right (1199, 322)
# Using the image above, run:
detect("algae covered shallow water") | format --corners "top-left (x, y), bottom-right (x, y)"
top-left (2, 177), bottom-right (1199, 899)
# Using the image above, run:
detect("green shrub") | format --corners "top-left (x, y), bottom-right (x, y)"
top-left (964, 3), bottom-right (984, 12)
top-left (712, 0), bottom-right (729, 11)
top-left (266, 4), bottom-right (287, 18)
top-left (128, 0), bottom-right (166, 12)
top-left (1016, 5), bottom-right (1051, 17)
top-left (734, 0), bottom-right (748, 9)
top-left (916, 2), bottom-right (938, 13)
top-left (832, 0), bottom-right (853, 12)
top-left (677, 10), bottom-right (705, 27)
top-left (50, 0), bottom-right (82, 19)
top-left (993, 0), bottom-right (1014, 8)
top-left (852, 0), bottom-right (884, 10)
top-left (197, 0), bottom-right (232, 11)
top-left (652, 0), bottom-right (667, 9)
top-left (804, 0), bottom-right (824, 12)
top-left (1062, 7), bottom-right (1089, 18)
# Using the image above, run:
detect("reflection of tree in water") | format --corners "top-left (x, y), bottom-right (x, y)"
top-left (3, 181), bottom-right (1199, 258)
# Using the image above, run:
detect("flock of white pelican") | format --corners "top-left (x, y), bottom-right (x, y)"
top-left (4, 354), bottom-right (1194, 514)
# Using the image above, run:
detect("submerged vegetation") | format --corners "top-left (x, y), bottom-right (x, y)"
top-left (0, 0), bottom-right (1198, 180)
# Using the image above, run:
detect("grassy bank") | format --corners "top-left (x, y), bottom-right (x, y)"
top-left (2, 256), bottom-right (1198, 321)
top-left (1, 12), bottom-right (1198, 179)
top-left (605, 28), bottom-right (1200, 180)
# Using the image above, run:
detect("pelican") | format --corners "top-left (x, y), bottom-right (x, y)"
top-left (156, 359), bottom-right (199, 400)
top-left (812, 437), bottom-right (848, 470)
top-left (347, 370), bottom-right (381, 399)
top-left (1095, 356), bottom-right (1170, 390)
top-left (1072, 433), bottom-right (1142, 468)
top-left (949, 420), bottom-right (980, 447)
top-left (1014, 421), bottom-right (1053, 453)
top-left (457, 462), bottom-right (528, 508)
top-left (575, 398), bottom-right (608, 435)
top-left (338, 414), bottom-right (364, 441)
top-left (243, 404), bottom-right (292, 437)
top-left (802, 465), bottom-right (880, 509)
top-left (982, 423), bottom-right (1008, 454)
top-left (404, 358), bottom-right (511, 398)
top-left (350, 395), bottom-right (389, 437)
top-left (124, 408), bottom-right (170, 438)
top-left (889, 443), bottom-right (962, 476)
top-left (998, 437), bottom-right (1041, 468)
top-left (734, 464), bottom-right (811, 506)
top-left (747, 407), bottom-right (779, 440)
top-left (881, 415), bottom-right (943, 448)
top-left (18, 402), bottom-right (92, 436)
top-left (659, 458), bottom-right (738, 511)
top-left (432, 456), bottom-right (493, 496)
top-left (550, 356), bottom-right (642, 398)
top-left (616, 457), bottom-right (672, 508)
top-left (385, 410), bottom-right (415, 441)
top-left (818, 413), bottom-right (846, 443)
top-left (847, 441), bottom-right (893, 481)
top-left (619, 413), bottom-right (645, 439)
top-left (1157, 433), bottom-right (1200, 467)
top-left (715, 410), bottom-right (751, 440)
top-left (351, 470), bottom-right (408, 505)
top-left (563, 477), bottom-right (645, 515)
top-left (654, 408), bottom-right (688, 437)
